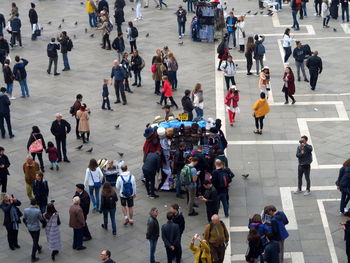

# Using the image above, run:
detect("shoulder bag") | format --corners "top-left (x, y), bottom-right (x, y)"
top-left (90, 170), bottom-right (101, 188)
top-left (29, 134), bottom-right (43, 153)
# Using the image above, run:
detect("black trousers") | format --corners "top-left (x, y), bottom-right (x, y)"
top-left (48, 57), bottom-right (58, 74)
top-left (75, 118), bottom-right (80, 139)
top-left (102, 33), bottom-right (111, 49)
top-left (164, 97), bottom-right (178, 108)
top-left (116, 22), bottom-right (122, 34)
top-left (102, 97), bottom-right (111, 109)
top-left (284, 91), bottom-right (295, 102)
top-left (245, 52), bottom-right (253, 73)
top-left (309, 70), bottom-right (319, 90)
top-left (143, 169), bottom-right (156, 196)
top-left (284, 46), bottom-right (292, 63)
top-left (114, 80), bottom-right (127, 103)
top-left (298, 164), bottom-right (311, 191)
top-left (224, 76), bottom-right (236, 90)
top-left (124, 78), bottom-right (132, 92)
top-left (83, 213), bottom-right (91, 239)
top-left (29, 230), bottom-right (40, 258)
top-left (6, 225), bottom-right (18, 248)
top-left (255, 116), bottom-right (264, 130)
top-left (130, 40), bottom-right (137, 53)
top-left (166, 246), bottom-right (181, 263)
top-left (0, 112), bottom-right (13, 137)
top-left (31, 152), bottom-right (44, 170)
top-left (73, 228), bottom-right (84, 249)
top-left (315, 0), bottom-right (322, 15)
top-left (0, 174), bottom-right (8, 193)
top-left (10, 32), bottom-right (22, 47)
top-left (155, 80), bottom-right (161, 94)
top-left (55, 137), bottom-right (67, 161)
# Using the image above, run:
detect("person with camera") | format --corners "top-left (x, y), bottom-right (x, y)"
top-left (294, 135), bottom-right (313, 196)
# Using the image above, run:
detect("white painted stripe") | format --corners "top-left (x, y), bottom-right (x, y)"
top-left (228, 140), bottom-right (298, 145)
top-left (317, 200), bottom-right (339, 263)
top-left (294, 93), bottom-right (350, 97)
top-left (340, 23), bottom-right (350, 34)
top-left (294, 36), bottom-right (350, 40)
top-left (317, 164), bottom-right (343, 169)
top-left (280, 187), bottom-right (298, 230)
top-left (232, 252), bottom-right (304, 261)
top-left (270, 101), bottom-right (344, 106)
top-left (230, 226), bottom-right (248, 232)
top-left (311, 186), bottom-right (337, 191)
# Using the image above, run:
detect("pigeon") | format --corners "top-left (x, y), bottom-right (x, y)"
top-left (333, 28), bottom-right (337, 32)
top-left (224, 6), bottom-right (227, 11)
top-left (118, 152), bottom-right (124, 158)
top-left (58, 24), bottom-right (62, 29)
top-left (62, 18), bottom-right (65, 23)
top-left (268, 12), bottom-right (273, 16)
top-left (80, 2), bottom-right (84, 5)
top-left (74, 21), bottom-right (78, 26)
top-left (253, 12), bottom-right (258, 15)
top-left (90, 34), bottom-right (94, 38)
top-left (48, 21), bottom-right (52, 25)
top-left (241, 174), bottom-right (249, 178)
top-left (86, 147), bottom-right (93, 153)
top-left (41, 27), bottom-right (44, 31)
top-left (247, 10), bottom-right (251, 14)
top-left (132, 7), bottom-right (135, 11)
top-left (260, 11), bottom-right (264, 14)
top-left (178, 41), bottom-right (184, 46)
top-left (76, 145), bottom-right (83, 150)
top-left (115, 124), bottom-right (120, 129)
top-left (73, 34), bottom-right (77, 39)
top-left (145, 33), bottom-right (149, 37)
top-left (85, 28), bottom-right (88, 33)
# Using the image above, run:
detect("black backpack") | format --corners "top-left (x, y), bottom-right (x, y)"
top-left (67, 39), bottom-right (73, 51)
top-left (47, 43), bottom-right (56, 58)
top-left (131, 27), bottom-right (138, 38)
top-left (217, 41), bottom-right (225, 54)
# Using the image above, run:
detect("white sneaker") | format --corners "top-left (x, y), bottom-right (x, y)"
top-left (345, 207), bottom-right (349, 213)
top-left (181, 33), bottom-right (184, 37)
top-left (304, 190), bottom-right (311, 196)
top-left (179, 35), bottom-right (182, 39)
top-left (10, 96), bottom-right (16, 100)
top-left (293, 190), bottom-right (302, 194)
top-left (134, 18), bottom-right (138, 21)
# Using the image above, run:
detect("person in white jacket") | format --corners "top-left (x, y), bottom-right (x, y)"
top-left (237, 16), bottom-right (246, 53)
top-left (135, 0), bottom-right (143, 21)
top-left (116, 165), bottom-right (136, 225)
top-left (321, 0), bottom-right (331, 28)
top-left (84, 158), bottom-right (104, 211)
top-left (220, 55), bottom-right (237, 90)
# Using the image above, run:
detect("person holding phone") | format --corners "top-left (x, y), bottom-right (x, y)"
top-left (189, 234), bottom-right (212, 263)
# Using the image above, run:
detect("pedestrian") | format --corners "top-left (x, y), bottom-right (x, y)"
top-left (173, 143), bottom-right (186, 198)
top-left (121, 52), bottom-right (133, 93)
top-left (176, 5), bottom-right (187, 39)
top-left (341, 0), bottom-right (350, 23)
top-left (267, 206), bottom-right (289, 263)
top-left (263, 232), bottom-right (280, 263)
top-left (13, 56), bottom-right (30, 98)
top-left (276, 0), bottom-right (283, 10)
top-left (226, 12), bottom-right (238, 48)
top-left (98, 0), bottom-right (110, 13)
top-left (32, 171), bottom-right (49, 214)
top-left (110, 59), bottom-right (127, 104)
top-left (84, 158), bottom-right (104, 211)
top-left (181, 89), bottom-right (194, 121)
top-left (112, 33), bottom-right (125, 62)
top-left (131, 49), bottom-right (143, 87)
top-left (292, 41), bottom-right (309, 82)
top-left (71, 94), bottom-right (83, 139)
top-left (189, 234), bottom-right (212, 263)
top-left (248, 214), bottom-right (271, 246)
top-left (74, 184), bottom-right (92, 241)
top-left (142, 151), bottom-right (161, 198)
top-left (322, 0), bottom-right (331, 27)
top-left (0, 34), bottom-right (10, 66)
top-left (203, 214), bottom-right (229, 263)
top-left (86, 0), bottom-right (97, 28)
top-left (100, 249), bottom-right (116, 263)
top-left (294, 135), bottom-right (313, 195)
top-left (98, 16), bottom-right (112, 50)
top-left (330, 0), bottom-right (339, 19)
top-left (336, 158), bottom-right (350, 214)
top-left (146, 207), bottom-right (160, 263)
top-left (225, 86), bottom-right (239, 126)
top-left (69, 196), bottom-right (86, 250)
top-left (116, 165), bottom-right (136, 225)
top-left (159, 0), bottom-right (168, 9)
top-left (152, 56), bottom-right (164, 95)
top-left (127, 22), bottom-right (138, 53)
top-left (191, 83), bottom-right (204, 121)
top-left (258, 66), bottom-right (271, 99)
top-left (28, 3), bottom-right (38, 31)
top-left (282, 66), bottom-right (296, 104)
top-left (217, 34), bottom-right (229, 71)
top-left (161, 211), bottom-right (181, 263)
top-left (2, 60), bottom-right (15, 100)
top-left (282, 28), bottom-right (293, 63)
top-left (100, 182), bottom-right (118, 235)
top-left (315, 0), bottom-right (322, 15)
top-left (199, 180), bottom-right (218, 223)
top-left (245, 229), bottom-right (264, 263)
top-left (0, 87), bottom-right (14, 138)
top-left (158, 76), bottom-right (178, 108)
top-left (253, 35), bottom-right (265, 75)
top-left (76, 103), bottom-right (90, 143)
top-left (170, 203), bottom-right (185, 260)
top-left (101, 78), bottom-right (113, 110)
top-left (167, 52), bottom-right (178, 90)
top-left (10, 14), bottom-right (22, 48)
top-left (220, 55), bottom-right (236, 91)
top-left (305, 50), bottom-right (322, 90)
top-left (0, 14), bottom-right (5, 35)
top-left (135, 0), bottom-right (143, 20)
top-left (245, 36), bottom-right (254, 75)
top-left (50, 113), bottom-right (71, 162)
top-left (44, 202), bottom-right (62, 261)
top-left (237, 16), bottom-right (246, 52)
top-left (46, 37), bottom-right (60, 76)
top-left (291, 0), bottom-right (301, 30)
top-left (23, 199), bottom-right (44, 262)
top-left (301, 0), bottom-right (308, 17)
top-left (23, 156), bottom-right (40, 200)
top-left (114, 6), bottom-right (125, 34)
top-left (0, 147), bottom-right (10, 194)
top-left (9, 3), bottom-right (19, 21)
top-left (57, 31), bottom-right (72, 71)
top-left (27, 126), bottom-right (46, 172)
top-left (46, 141), bottom-right (59, 171)
top-left (252, 92), bottom-right (270, 135)
top-left (181, 156), bottom-right (199, 216)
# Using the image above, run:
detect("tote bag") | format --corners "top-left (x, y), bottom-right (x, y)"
top-left (28, 134), bottom-right (43, 153)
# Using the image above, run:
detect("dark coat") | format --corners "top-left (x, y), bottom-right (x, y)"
top-left (0, 154), bottom-right (10, 176)
top-left (102, 84), bottom-right (109, 97)
top-left (28, 9), bottom-right (38, 24)
top-left (336, 166), bottom-right (350, 188)
top-left (131, 55), bottom-right (142, 71)
top-left (112, 37), bottom-right (125, 52)
top-left (114, 0), bottom-right (126, 9)
top-left (161, 221), bottom-right (181, 248)
top-left (204, 186), bottom-right (219, 212)
top-left (282, 73), bottom-right (295, 96)
top-left (58, 37), bottom-right (69, 53)
top-left (50, 119), bottom-right (71, 139)
top-left (27, 132), bottom-right (46, 151)
top-left (263, 240), bottom-right (280, 263)
top-left (98, 0), bottom-right (109, 13)
top-left (181, 96), bottom-right (194, 113)
top-left (10, 17), bottom-right (21, 32)
top-left (114, 8), bottom-right (125, 24)
top-left (32, 179), bottom-right (49, 207)
top-left (172, 212), bottom-right (185, 235)
top-left (142, 152), bottom-right (161, 175)
top-left (0, 14), bottom-right (5, 28)
top-left (146, 215), bottom-right (159, 240)
top-left (306, 55), bottom-right (323, 73)
top-left (0, 39), bottom-right (10, 56)
top-left (47, 43), bottom-right (60, 58)
top-left (0, 200), bottom-right (21, 227)
top-left (173, 149), bottom-right (185, 174)
top-left (13, 59), bottom-right (29, 81)
top-left (74, 190), bottom-right (90, 217)
top-left (100, 193), bottom-right (118, 211)
top-left (0, 94), bottom-right (11, 114)
top-left (3, 65), bottom-right (13, 84)
top-left (110, 65), bottom-right (127, 81)
top-left (176, 9), bottom-right (187, 23)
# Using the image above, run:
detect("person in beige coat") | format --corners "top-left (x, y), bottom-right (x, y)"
top-left (76, 103), bottom-right (90, 143)
top-left (152, 56), bottom-right (164, 95)
top-left (69, 197), bottom-right (86, 250)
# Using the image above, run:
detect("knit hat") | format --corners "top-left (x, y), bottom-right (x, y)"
top-left (76, 184), bottom-right (84, 190)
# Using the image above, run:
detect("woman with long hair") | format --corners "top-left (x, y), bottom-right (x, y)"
top-left (27, 126), bottom-right (46, 172)
top-left (191, 83), bottom-right (204, 120)
top-left (224, 86), bottom-right (239, 126)
top-left (258, 67), bottom-right (270, 99)
top-left (167, 52), bottom-right (179, 90)
top-left (121, 52), bottom-right (133, 93)
top-left (44, 203), bottom-right (62, 260)
top-left (237, 16), bottom-right (246, 53)
top-left (282, 66), bottom-right (296, 104)
top-left (76, 103), bottom-right (90, 143)
top-left (131, 49), bottom-right (142, 87)
top-left (282, 28), bottom-right (293, 63)
top-left (100, 182), bottom-right (118, 235)
top-left (84, 158), bottom-right (104, 211)
top-left (245, 228), bottom-right (264, 263)
top-left (245, 36), bottom-right (254, 75)
top-left (336, 158), bottom-right (350, 214)
top-left (217, 34), bottom-right (229, 71)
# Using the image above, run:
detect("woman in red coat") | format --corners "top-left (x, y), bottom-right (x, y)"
top-left (225, 86), bottom-right (240, 126)
top-left (282, 66), bottom-right (296, 104)
top-left (158, 76), bottom-right (178, 109)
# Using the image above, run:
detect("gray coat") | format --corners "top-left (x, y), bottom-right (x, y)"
top-left (45, 213), bottom-right (62, 251)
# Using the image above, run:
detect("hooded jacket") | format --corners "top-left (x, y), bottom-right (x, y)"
top-left (271, 211), bottom-right (289, 241)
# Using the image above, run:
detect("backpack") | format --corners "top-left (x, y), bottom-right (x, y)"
top-left (130, 26), bottom-right (138, 38)
top-left (301, 44), bottom-right (312, 57)
top-left (180, 165), bottom-right (192, 186)
top-left (217, 41), bottom-right (225, 54)
top-left (208, 220), bottom-right (226, 239)
top-left (47, 43), bottom-right (56, 58)
top-left (151, 63), bottom-right (157, 73)
top-left (14, 68), bottom-right (22, 81)
top-left (218, 169), bottom-right (231, 188)
top-left (257, 43), bottom-right (265, 56)
top-left (67, 39), bottom-right (73, 51)
top-left (106, 20), bottom-right (114, 33)
top-left (69, 105), bottom-right (75, 115)
top-left (105, 194), bottom-right (118, 209)
top-left (121, 175), bottom-right (133, 198)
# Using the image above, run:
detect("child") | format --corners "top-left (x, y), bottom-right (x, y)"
top-left (102, 78), bottom-right (113, 111)
top-left (46, 141), bottom-right (59, 171)
top-left (157, 76), bottom-right (179, 109)
top-left (224, 86), bottom-right (240, 126)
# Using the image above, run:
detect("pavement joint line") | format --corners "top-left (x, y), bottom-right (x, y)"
top-left (228, 140), bottom-right (298, 145)
top-left (232, 252), bottom-right (305, 262)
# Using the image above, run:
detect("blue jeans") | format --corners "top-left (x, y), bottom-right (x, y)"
top-left (178, 22), bottom-right (185, 36)
top-left (19, 79), bottom-right (29, 96)
top-left (159, 0), bottom-right (167, 8)
top-left (276, 0), bottom-right (282, 10)
top-left (88, 13), bottom-right (97, 27)
top-left (187, 1), bottom-right (193, 12)
top-left (227, 30), bottom-right (236, 47)
top-left (134, 70), bottom-right (141, 85)
top-left (149, 238), bottom-right (158, 263)
top-left (340, 187), bottom-right (350, 213)
top-left (103, 208), bottom-right (117, 233)
top-left (6, 83), bottom-right (13, 95)
top-left (89, 185), bottom-right (101, 210)
top-left (302, 2), bottom-right (307, 16)
top-left (168, 71), bottom-right (177, 90)
top-left (342, 6), bottom-right (350, 22)
top-left (292, 10), bottom-right (300, 29)
top-left (218, 192), bottom-right (229, 217)
top-left (62, 52), bottom-right (70, 70)
top-left (195, 107), bottom-right (203, 120)
top-left (323, 16), bottom-right (330, 26)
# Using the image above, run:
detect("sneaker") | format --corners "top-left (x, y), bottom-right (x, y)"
top-left (293, 189), bottom-right (302, 194)
top-left (129, 219), bottom-right (134, 225)
top-left (188, 211), bottom-right (199, 216)
top-left (304, 79), bottom-right (309, 82)
top-left (304, 190), bottom-right (311, 196)
top-left (56, 165), bottom-right (59, 171)
top-left (10, 96), bottom-right (16, 100)
top-left (124, 218), bottom-right (129, 225)
top-left (179, 35), bottom-right (182, 39)
top-left (345, 207), bottom-right (349, 213)
top-left (101, 224), bottom-right (107, 230)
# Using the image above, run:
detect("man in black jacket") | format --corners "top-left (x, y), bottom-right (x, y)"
top-left (112, 33), bottom-right (125, 61)
top-left (114, 8), bottom-right (125, 34)
top-left (28, 3), bottom-right (38, 30)
top-left (57, 31), bottom-right (71, 71)
top-left (0, 147), bottom-right (10, 193)
top-left (50, 113), bottom-right (71, 162)
top-left (0, 13), bottom-right (5, 35)
top-left (200, 180), bottom-right (219, 222)
top-left (181, 89), bottom-right (194, 121)
top-left (0, 34), bottom-right (9, 66)
top-left (0, 87), bottom-right (14, 139)
top-left (146, 207), bottom-right (160, 263)
top-left (47, 38), bottom-right (60, 76)
top-left (142, 151), bottom-right (161, 198)
top-left (161, 212), bottom-right (181, 263)
top-left (295, 135), bottom-right (313, 196)
top-left (306, 50), bottom-right (322, 90)
top-left (74, 184), bottom-right (92, 240)
top-left (170, 204), bottom-right (185, 261)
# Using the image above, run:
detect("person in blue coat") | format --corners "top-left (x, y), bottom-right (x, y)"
top-left (13, 56), bottom-right (29, 98)
top-left (263, 232), bottom-right (280, 263)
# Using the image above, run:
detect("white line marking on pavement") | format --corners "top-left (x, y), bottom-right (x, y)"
top-left (280, 187), bottom-right (298, 230)
top-left (232, 252), bottom-right (305, 262)
top-left (340, 23), bottom-right (350, 34)
top-left (294, 93), bottom-right (350, 97)
top-left (271, 13), bottom-right (315, 35)
top-left (228, 140), bottom-right (298, 145)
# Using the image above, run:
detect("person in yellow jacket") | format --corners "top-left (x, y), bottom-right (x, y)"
top-left (189, 234), bottom-right (212, 263)
top-left (252, 92), bottom-right (270, 135)
top-left (86, 0), bottom-right (97, 28)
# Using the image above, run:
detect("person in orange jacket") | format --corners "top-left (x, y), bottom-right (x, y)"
top-left (252, 92), bottom-right (270, 134)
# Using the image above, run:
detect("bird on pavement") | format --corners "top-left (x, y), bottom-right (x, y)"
top-left (80, 2), bottom-right (84, 5)
top-left (90, 34), bottom-right (94, 38)
top-left (260, 11), bottom-right (264, 14)
top-left (132, 7), bottom-right (135, 11)
top-left (74, 21), bottom-right (78, 26)
top-left (48, 21), bottom-right (52, 25)
top-left (85, 28), bottom-right (88, 33)
top-left (333, 28), bottom-right (337, 32)
top-left (73, 34), bottom-right (77, 39)
top-left (241, 174), bottom-right (250, 178)
top-left (247, 10), bottom-right (251, 14)
top-left (115, 124), bottom-right (120, 129)
top-left (253, 12), bottom-right (258, 15)
top-left (178, 41), bottom-right (184, 46)
top-left (86, 148), bottom-right (93, 153)
top-left (62, 18), bottom-right (65, 23)
top-left (145, 33), bottom-right (149, 37)
top-left (118, 152), bottom-right (124, 158)
top-left (76, 145), bottom-right (83, 150)
top-left (58, 24), bottom-right (62, 29)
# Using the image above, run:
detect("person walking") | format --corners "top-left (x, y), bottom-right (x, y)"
top-left (98, 16), bottom-right (112, 50)
top-left (23, 156), bottom-right (39, 200)
top-left (2, 59), bottom-right (15, 100)
top-left (252, 92), bottom-right (270, 135)
top-left (245, 36), bottom-right (254, 75)
top-left (330, 0), bottom-right (339, 19)
top-left (46, 141), bottom-right (59, 171)
top-left (146, 207), bottom-right (160, 263)
top-left (301, 0), bottom-right (308, 18)
top-left (158, 76), bottom-right (178, 108)
top-left (294, 135), bottom-right (313, 195)
top-left (23, 199), bottom-right (44, 262)
top-left (170, 203), bottom-right (185, 260)
top-left (114, 6), bottom-right (125, 34)
top-left (341, 0), bottom-right (350, 23)
top-left (28, 3), bottom-right (38, 33)
top-left (110, 59), bottom-right (127, 105)
top-left (225, 86), bottom-right (240, 126)
top-left (161, 211), bottom-right (181, 263)
top-left (176, 6), bottom-right (187, 39)
top-left (46, 37), bottom-right (60, 76)
top-left (127, 22), bottom-right (138, 53)
top-left (100, 249), bottom-right (116, 263)
top-left (282, 28), bottom-right (293, 63)
top-left (57, 31), bottom-right (72, 71)
top-left (282, 66), bottom-right (296, 104)
top-left (142, 151), bottom-right (161, 198)
top-left (112, 33), bottom-right (125, 62)
top-left (0, 14), bottom-right (5, 35)
top-left (336, 158), bottom-right (350, 214)
top-left (292, 41), bottom-right (309, 82)
top-left (322, 0), bottom-right (331, 27)
top-left (69, 196), bottom-right (86, 250)
top-left (217, 34), bottom-right (229, 71)
top-left (258, 66), bottom-right (271, 99)
top-left (50, 113), bottom-right (71, 162)
top-left (44, 202), bottom-right (62, 261)
top-left (0, 194), bottom-right (21, 251)
top-left (100, 182), bottom-right (118, 235)
top-left (86, 0), bottom-right (97, 28)
top-left (0, 147), bottom-right (10, 194)
top-left (253, 35), bottom-right (265, 75)
top-left (10, 14), bottom-right (22, 48)
top-left (116, 165), bottom-right (136, 225)
top-left (237, 16), bottom-right (246, 52)
top-left (84, 158), bottom-right (104, 211)
top-left (74, 184), bottom-right (92, 241)
top-left (131, 49), bottom-right (143, 87)
top-left (315, 0), bottom-right (322, 15)
top-left (220, 56), bottom-right (236, 91)
top-left (191, 83), bottom-right (204, 120)
top-left (226, 12), bottom-right (238, 48)
top-left (121, 52), bottom-right (133, 93)
top-left (0, 87), bottom-right (14, 138)
top-left (0, 34), bottom-right (10, 67)
top-left (134, 0), bottom-right (143, 20)
top-left (189, 234), bottom-right (212, 263)
top-left (76, 103), bottom-right (90, 143)
top-left (203, 214), bottom-right (229, 263)
top-left (263, 232), bottom-right (280, 263)
top-left (152, 56), bottom-right (164, 95)
top-left (71, 94), bottom-right (83, 139)
top-left (199, 180), bottom-right (218, 223)
top-left (27, 126), bottom-right (46, 172)
top-left (32, 171), bottom-right (49, 214)
top-left (306, 50), bottom-right (322, 90)
top-left (181, 89), bottom-right (194, 121)
top-left (167, 52), bottom-right (178, 90)
top-left (291, 0), bottom-right (301, 30)
top-left (13, 56), bottom-right (30, 98)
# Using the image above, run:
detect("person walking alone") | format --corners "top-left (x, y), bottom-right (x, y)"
top-left (245, 36), bottom-right (254, 75)
top-left (282, 28), bottom-right (293, 63)
top-left (292, 41), bottom-right (309, 82)
top-left (306, 51), bottom-right (322, 90)
top-left (336, 158), bottom-right (350, 214)
top-left (220, 56), bottom-right (236, 91)
top-left (176, 6), bottom-right (187, 39)
top-left (13, 56), bottom-right (30, 98)
top-left (27, 126), bottom-right (46, 172)
top-left (225, 86), bottom-right (240, 126)
top-left (0, 87), bottom-right (14, 138)
top-left (282, 66), bottom-right (296, 104)
top-left (100, 182), bottom-right (118, 235)
top-left (252, 92), bottom-right (270, 135)
top-left (46, 38), bottom-right (60, 76)
top-left (84, 158), bottom-right (104, 211)
top-left (146, 207), bottom-right (160, 263)
top-left (50, 113), bottom-right (71, 162)
top-left (322, 0), bottom-right (331, 28)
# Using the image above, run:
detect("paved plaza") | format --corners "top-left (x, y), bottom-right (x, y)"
top-left (0, 0), bottom-right (350, 262)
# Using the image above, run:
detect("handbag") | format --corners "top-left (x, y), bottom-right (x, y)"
top-left (28, 134), bottom-right (43, 153)
top-left (90, 170), bottom-right (101, 188)
top-left (239, 27), bottom-right (246, 38)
